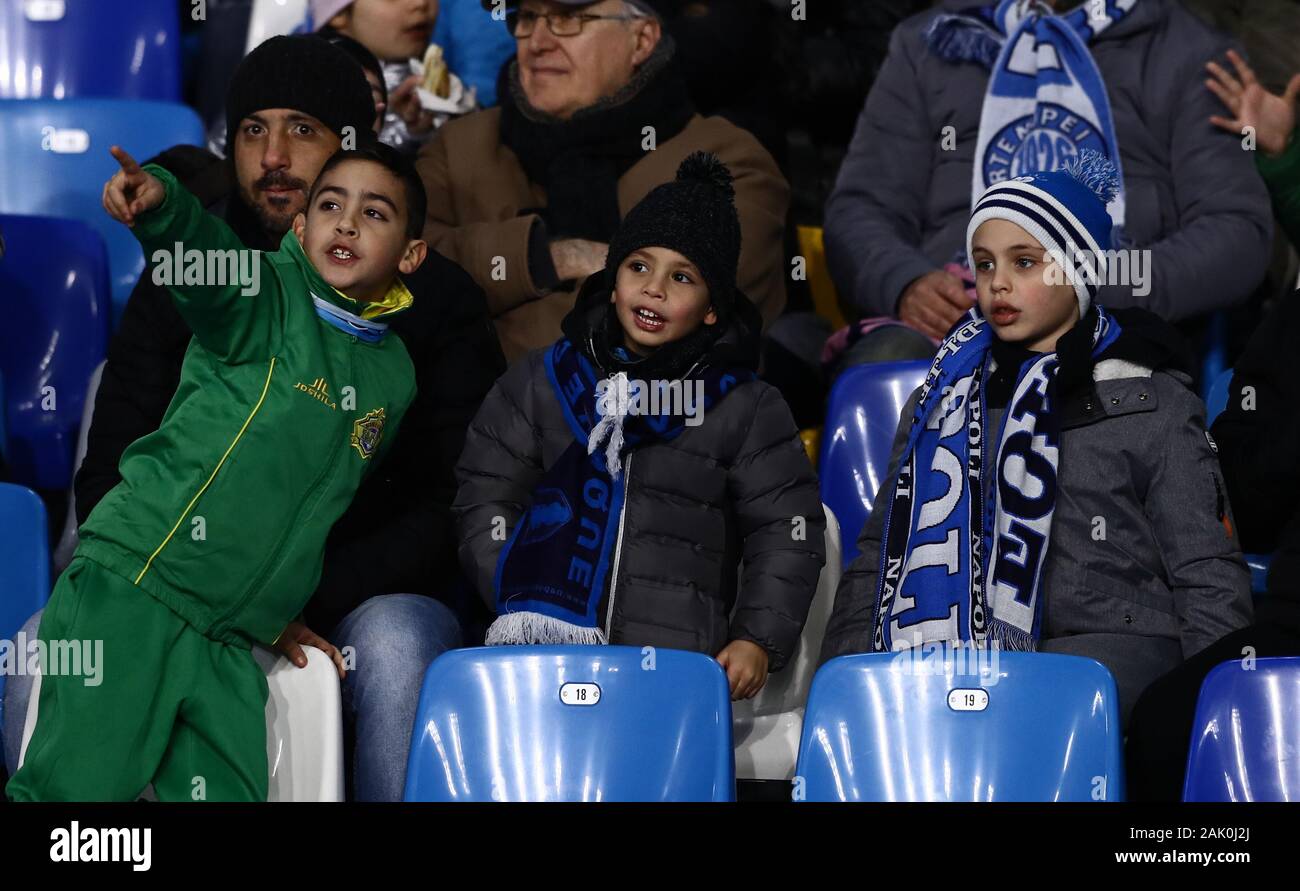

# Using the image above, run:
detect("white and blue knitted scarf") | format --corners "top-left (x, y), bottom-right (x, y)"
top-left (871, 307), bottom-right (1121, 652)
top-left (927, 0), bottom-right (1136, 237)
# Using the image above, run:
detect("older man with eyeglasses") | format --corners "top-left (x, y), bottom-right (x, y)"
top-left (417, 0), bottom-right (789, 362)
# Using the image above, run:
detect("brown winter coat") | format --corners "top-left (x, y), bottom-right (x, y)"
top-left (416, 106), bottom-right (790, 362)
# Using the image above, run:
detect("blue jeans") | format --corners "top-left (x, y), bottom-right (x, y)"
top-left (331, 593), bottom-right (462, 802)
top-left (2, 609), bottom-right (42, 777)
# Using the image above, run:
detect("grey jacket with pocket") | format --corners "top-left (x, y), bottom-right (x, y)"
top-left (824, 0), bottom-right (1273, 322)
top-left (821, 347), bottom-right (1253, 719)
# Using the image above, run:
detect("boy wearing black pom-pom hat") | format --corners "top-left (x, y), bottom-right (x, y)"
top-left (454, 152), bottom-right (825, 700)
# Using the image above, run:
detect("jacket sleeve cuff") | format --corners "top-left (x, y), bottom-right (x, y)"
top-left (131, 165), bottom-right (190, 247)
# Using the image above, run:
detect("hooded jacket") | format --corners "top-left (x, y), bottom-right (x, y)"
top-left (820, 309), bottom-right (1253, 721)
top-left (453, 279), bottom-right (825, 668)
top-left (75, 166), bottom-right (417, 648)
top-left (824, 0), bottom-right (1273, 323)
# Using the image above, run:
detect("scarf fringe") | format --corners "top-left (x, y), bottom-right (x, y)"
top-left (989, 620), bottom-right (1037, 653)
top-left (486, 610), bottom-right (608, 647)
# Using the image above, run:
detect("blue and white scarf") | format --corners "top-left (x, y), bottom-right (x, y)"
top-left (871, 307), bottom-right (1121, 652)
top-left (928, 0), bottom-right (1135, 235)
top-left (311, 294), bottom-right (390, 343)
top-left (487, 338), bottom-right (752, 645)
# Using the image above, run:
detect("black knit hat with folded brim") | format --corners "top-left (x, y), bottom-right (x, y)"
top-left (225, 35), bottom-right (376, 151)
top-left (605, 151), bottom-right (742, 321)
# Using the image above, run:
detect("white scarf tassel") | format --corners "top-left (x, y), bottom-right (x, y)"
top-left (587, 371), bottom-right (632, 478)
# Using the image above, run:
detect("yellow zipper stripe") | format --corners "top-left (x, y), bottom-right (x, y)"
top-left (134, 358), bottom-right (277, 585)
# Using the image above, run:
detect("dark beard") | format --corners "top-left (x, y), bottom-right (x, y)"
top-left (238, 170), bottom-right (310, 243)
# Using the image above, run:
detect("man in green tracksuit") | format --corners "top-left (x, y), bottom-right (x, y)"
top-left (7, 137), bottom-right (429, 801)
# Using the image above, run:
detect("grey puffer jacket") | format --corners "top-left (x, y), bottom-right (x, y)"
top-left (454, 283), bottom-right (825, 669)
top-left (820, 311), bottom-right (1253, 720)
top-left (825, 0), bottom-right (1273, 322)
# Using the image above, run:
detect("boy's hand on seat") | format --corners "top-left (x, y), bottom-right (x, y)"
top-left (716, 639), bottom-right (769, 701)
top-left (273, 621), bottom-right (347, 680)
top-left (102, 146), bottom-right (164, 228)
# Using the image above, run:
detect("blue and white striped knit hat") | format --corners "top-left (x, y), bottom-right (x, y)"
top-left (966, 150), bottom-right (1120, 317)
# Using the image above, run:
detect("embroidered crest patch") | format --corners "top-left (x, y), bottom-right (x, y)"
top-left (351, 407), bottom-right (386, 460)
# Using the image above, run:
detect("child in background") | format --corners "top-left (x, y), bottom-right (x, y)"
top-left (454, 153), bottom-right (825, 699)
top-left (820, 152), bottom-right (1253, 724)
top-left (321, 30), bottom-right (391, 134)
top-left (313, 0), bottom-right (476, 154)
top-left (8, 139), bottom-right (427, 801)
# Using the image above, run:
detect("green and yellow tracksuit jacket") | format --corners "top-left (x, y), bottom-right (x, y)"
top-left (76, 165), bottom-right (417, 648)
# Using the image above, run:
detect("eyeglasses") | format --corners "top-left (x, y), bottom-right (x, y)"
top-left (506, 7), bottom-right (643, 38)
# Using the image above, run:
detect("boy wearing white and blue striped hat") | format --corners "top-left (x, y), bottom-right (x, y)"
top-left (822, 151), bottom-right (1253, 728)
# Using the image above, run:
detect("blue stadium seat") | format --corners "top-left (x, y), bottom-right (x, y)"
top-left (0, 99), bottom-right (206, 321)
top-left (0, 483), bottom-right (51, 733)
top-left (250, 0), bottom-right (310, 50)
top-left (0, 216), bottom-right (110, 491)
top-left (819, 360), bottom-right (929, 567)
top-left (0, 0), bottom-right (182, 100)
top-left (1201, 310), bottom-right (1229, 407)
top-left (1184, 657), bottom-right (1300, 802)
top-left (1205, 368), bottom-right (1272, 593)
top-left (1206, 366), bottom-right (1232, 424)
top-left (404, 645), bottom-right (735, 801)
top-left (796, 650), bottom-right (1125, 801)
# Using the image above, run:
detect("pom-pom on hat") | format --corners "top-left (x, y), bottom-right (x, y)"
top-left (966, 149), bottom-right (1120, 317)
top-left (605, 151), bottom-right (743, 320)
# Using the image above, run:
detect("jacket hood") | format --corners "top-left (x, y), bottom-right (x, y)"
top-left (1099, 306), bottom-right (1194, 377)
top-left (1054, 304), bottom-right (1193, 395)
top-left (561, 269), bottom-right (762, 378)
top-left (279, 230), bottom-right (414, 323)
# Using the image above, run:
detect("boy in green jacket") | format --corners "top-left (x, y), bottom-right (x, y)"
top-left (7, 139), bottom-right (428, 801)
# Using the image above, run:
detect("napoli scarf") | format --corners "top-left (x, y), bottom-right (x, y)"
top-left (487, 337), bottom-right (752, 645)
top-left (871, 306), bottom-right (1121, 652)
top-left (927, 0), bottom-right (1134, 236)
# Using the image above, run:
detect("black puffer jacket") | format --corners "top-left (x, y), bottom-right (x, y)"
top-left (454, 280), bottom-right (825, 669)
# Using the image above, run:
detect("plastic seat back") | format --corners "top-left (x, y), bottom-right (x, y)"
top-left (253, 646), bottom-right (345, 802)
top-left (0, 216), bottom-right (109, 489)
top-left (796, 650), bottom-right (1125, 801)
top-left (819, 360), bottom-right (929, 566)
top-left (0, 483), bottom-right (50, 730)
top-left (0, 0), bottom-right (182, 100)
top-left (0, 99), bottom-right (206, 320)
top-left (1183, 656), bottom-right (1300, 802)
top-left (404, 645), bottom-right (734, 801)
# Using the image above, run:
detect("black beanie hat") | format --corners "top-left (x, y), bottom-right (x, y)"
top-left (606, 152), bottom-right (742, 319)
top-left (225, 35), bottom-right (376, 151)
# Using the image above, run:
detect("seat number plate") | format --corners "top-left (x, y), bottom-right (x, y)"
top-left (25, 1), bottom-right (66, 22)
top-left (41, 127), bottom-right (90, 154)
top-left (948, 688), bottom-right (989, 712)
top-left (559, 683), bottom-right (601, 706)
